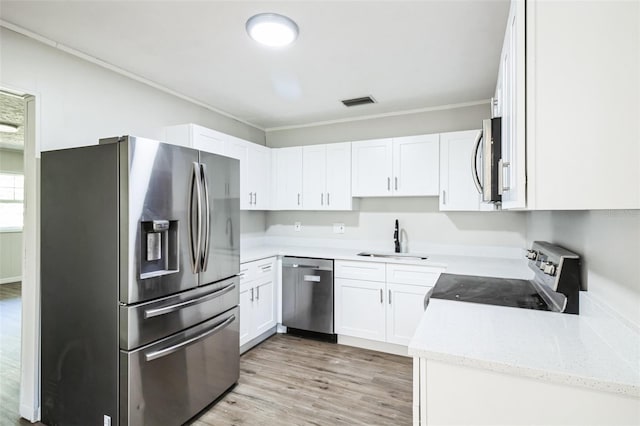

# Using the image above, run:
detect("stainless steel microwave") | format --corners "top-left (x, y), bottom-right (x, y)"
top-left (472, 117), bottom-right (502, 203)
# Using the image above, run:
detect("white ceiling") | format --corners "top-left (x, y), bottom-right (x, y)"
top-left (0, 1), bottom-right (509, 130)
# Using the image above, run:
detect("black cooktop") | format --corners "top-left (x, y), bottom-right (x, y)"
top-left (430, 273), bottom-right (550, 311)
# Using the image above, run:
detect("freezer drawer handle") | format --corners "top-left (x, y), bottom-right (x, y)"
top-left (144, 314), bottom-right (236, 362)
top-left (143, 282), bottom-right (236, 319)
top-left (303, 275), bottom-right (321, 282)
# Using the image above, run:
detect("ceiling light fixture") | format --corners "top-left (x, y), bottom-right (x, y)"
top-left (0, 123), bottom-right (18, 133)
top-left (246, 13), bottom-right (299, 47)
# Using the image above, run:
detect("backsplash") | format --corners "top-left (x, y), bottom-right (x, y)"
top-left (527, 210), bottom-right (640, 329)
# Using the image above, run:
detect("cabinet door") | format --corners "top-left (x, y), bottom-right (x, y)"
top-left (253, 276), bottom-right (276, 336)
top-left (325, 142), bottom-right (352, 210)
top-left (192, 125), bottom-right (226, 155)
top-left (247, 144), bottom-right (271, 210)
top-left (334, 278), bottom-right (385, 342)
top-left (439, 130), bottom-right (487, 211)
top-left (239, 282), bottom-right (253, 347)
top-left (386, 283), bottom-right (431, 346)
top-left (273, 147), bottom-right (303, 210)
top-left (302, 145), bottom-right (327, 210)
top-left (393, 135), bottom-right (439, 196)
top-left (224, 139), bottom-right (250, 209)
top-left (351, 139), bottom-right (393, 197)
top-left (500, 0), bottom-right (526, 209)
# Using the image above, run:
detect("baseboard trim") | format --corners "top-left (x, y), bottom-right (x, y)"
top-left (0, 276), bottom-right (21, 285)
top-left (337, 335), bottom-right (409, 357)
top-left (240, 326), bottom-right (277, 354)
top-left (19, 402), bottom-right (39, 423)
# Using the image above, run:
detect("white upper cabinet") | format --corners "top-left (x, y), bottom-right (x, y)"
top-left (352, 135), bottom-right (439, 197)
top-left (497, 0), bottom-right (526, 209)
top-left (225, 137), bottom-right (271, 210)
top-left (272, 147), bottom-right (303, 210)
top-left (393, 135), bottom-right (439, 196)
top-left (163, 123), bottom-right (225, 155)
top-left (498, 0), bottom-right (639, 209)
top-left (351, 139), bottom-right (394, 197)
top-left (439, 130), bottom-right (493, 211)
top-left (302, 142), bottom-right (353, 210)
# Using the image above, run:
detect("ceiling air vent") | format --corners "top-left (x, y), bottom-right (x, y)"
top-left (341, 96), bottom-right (376, 107)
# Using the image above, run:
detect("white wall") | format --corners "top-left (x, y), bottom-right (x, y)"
top-left (0, 28), bottom-right (265, 151)
top-left (265, 102), bottom-right (489, 147)
top-left (0, 148), bottom-right (24, 283)
top-left (267, 198), bottom-right (527, 252)
top-left (527, 210), bottom-right (640, 327)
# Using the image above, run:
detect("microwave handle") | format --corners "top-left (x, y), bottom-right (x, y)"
top-left (471, 130), bottom-right (483, 194)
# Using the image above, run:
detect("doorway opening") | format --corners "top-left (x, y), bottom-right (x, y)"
top-left (0, 87), bottom-right (38, 424)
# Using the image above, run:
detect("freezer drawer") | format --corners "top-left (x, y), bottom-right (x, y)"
top-left (120, 306), bottom-right (239, 426)
top-left (120, 276), bottom-right (238, 350)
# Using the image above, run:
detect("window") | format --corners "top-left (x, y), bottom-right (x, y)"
top-left (0, 172), bottom-right (24, 230)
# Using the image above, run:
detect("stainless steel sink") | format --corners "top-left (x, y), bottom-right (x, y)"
top-left (357, 252), bottom-right (428, 261)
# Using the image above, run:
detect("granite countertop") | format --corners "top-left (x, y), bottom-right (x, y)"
top-left (409, 297), bottom-right (640, 398)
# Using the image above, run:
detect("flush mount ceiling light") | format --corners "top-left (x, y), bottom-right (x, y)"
top-left (0, 122), bottom-right (18, 133)
top-left (246, 13), bottom-right (299, 47)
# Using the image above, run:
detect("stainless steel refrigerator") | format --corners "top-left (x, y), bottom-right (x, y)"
top-left (41, 135), bottom-right (240, 425)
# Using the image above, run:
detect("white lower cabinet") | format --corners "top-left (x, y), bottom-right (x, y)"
top-left (239, 257), bottom-right (277, 351)
top-left (335, 278), bottom-right (386, 341)
top-left (335, 260), bottom-right (442, 347)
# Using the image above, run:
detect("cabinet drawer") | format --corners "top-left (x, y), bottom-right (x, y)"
top-left (240, 256), bottom-right (277, 284)
top-left (386, 264), bottom-right (442, 286)
top-left (335, 260), bottom-right (385, 282)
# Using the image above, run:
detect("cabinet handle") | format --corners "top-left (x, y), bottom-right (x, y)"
top-left (499, 159), bottom-right (511, 194)
top-left (249, 192), bottom-right (253, 205)
top-left (327, 192), bottom-right (330, 206)
top-left (321, 193), bottom-right (324, 205)
top-left (442, 190), bottom-right (446, 205)
top-left (387, 177), bottom-right (391, 191)
top-left (250, 287), bottom-right (254, 301)
top-left (254, 192), bottom-right (258, 205)
top-left (297, 193), bottom-right (301, 206)
top-left (380, 288), bottom-right (383, 304)
top-left (256, 286), bottom-right (260, 300)
top-left (394, 177), bottom-right (398, 191)
top-left (389, 289), bottom-right (392, 304)
top-left (260, 265), bottom-right (272, 272)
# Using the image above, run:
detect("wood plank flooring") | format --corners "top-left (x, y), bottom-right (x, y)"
top-left (0, 282), bottom-right (32, 426)
top-left (192, 334), bottom-right (412, 426)
top-left (1, 285), bottom-right (412, 425)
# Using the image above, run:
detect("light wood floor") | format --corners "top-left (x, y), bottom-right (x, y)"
top-left (0, 282), bottom-right (32, 426)
top-left (192, 334), bottom-right (413, 426)
top-left (1, 285), bottom-right (412, 425)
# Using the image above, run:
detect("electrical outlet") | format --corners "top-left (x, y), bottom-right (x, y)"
top-left (294, 222), bottom-right (302, 232)
top-left (333, 223), bottom-right (345, 234)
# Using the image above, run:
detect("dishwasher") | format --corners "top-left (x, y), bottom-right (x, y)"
top-left (282, 257), bottom-right (336, 342)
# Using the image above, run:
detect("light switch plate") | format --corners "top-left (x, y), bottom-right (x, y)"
top-left (294, 222), bottom-right (302, 232)
top-left (333, 223), bottom-right (345, 234)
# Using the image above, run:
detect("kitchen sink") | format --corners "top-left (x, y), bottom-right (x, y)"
top-left (357, 252), bottom-right (428, 261)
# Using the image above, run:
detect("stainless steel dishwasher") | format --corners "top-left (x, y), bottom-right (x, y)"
top-left (282, 257), bottom-right (335, 341)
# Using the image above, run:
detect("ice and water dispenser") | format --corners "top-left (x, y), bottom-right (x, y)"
top-left (140, 219), bottom-right (179, 279)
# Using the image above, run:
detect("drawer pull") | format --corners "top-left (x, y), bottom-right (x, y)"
top-left (304, 275), bottom-right (321, 282)
top-left (144, 282), bottom-right (235, 319)
top-left (145, 314), bottom-right (236, 362)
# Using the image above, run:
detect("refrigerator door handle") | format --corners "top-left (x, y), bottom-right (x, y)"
top-left (144, 314), bottom-right (236, 362)
top-left (200, 163), bottom-right (211, 272)
top-left (188, 161), bottom-right (203, 273)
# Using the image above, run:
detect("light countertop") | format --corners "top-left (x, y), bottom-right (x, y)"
top-left (409, 297), bottom-right (640, 397)
top-left (241, 244), bottom-right (532, 279)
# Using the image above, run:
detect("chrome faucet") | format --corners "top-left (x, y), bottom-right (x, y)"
top-left (394, 219), bottom-right (401, 253)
